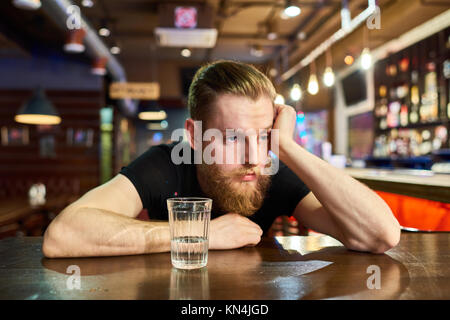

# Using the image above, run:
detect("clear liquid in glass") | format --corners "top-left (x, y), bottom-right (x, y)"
top-left (171, 236), bottom-right (208, 269)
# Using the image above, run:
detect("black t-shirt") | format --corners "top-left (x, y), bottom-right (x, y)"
top-left (120, 141), bottom-right (310, 233)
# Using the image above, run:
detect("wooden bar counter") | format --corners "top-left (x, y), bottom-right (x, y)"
top-left (0, 232), bottom-right (449, 300)
top-left (345, 168), bottom-right (450, 203)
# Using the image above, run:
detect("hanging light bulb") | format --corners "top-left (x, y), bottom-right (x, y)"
top-left (308, 74), bottom-right (319, 95)
top-left (274, 94), bottom-right (285, 105)
top-left (361, 48), bottom-right (372, 70)
top-left (323, 67), bottom-right (335, 87)
top-left (290, 84), bottom-right (302, 101)
top-left (323, 48), bottom-right (335, 87)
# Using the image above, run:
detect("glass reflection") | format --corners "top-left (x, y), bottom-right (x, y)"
top-left (169, 267), bottom-right (210, 300)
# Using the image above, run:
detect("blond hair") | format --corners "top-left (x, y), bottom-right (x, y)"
top-left (188, 60), bottom-right (276, 123)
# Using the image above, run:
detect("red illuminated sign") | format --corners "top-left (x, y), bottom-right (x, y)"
top-left (174, 7), bottom-right (197, 28)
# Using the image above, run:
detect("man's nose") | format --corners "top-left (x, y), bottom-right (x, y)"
top-left (244, 135), bottom-right (259, 165)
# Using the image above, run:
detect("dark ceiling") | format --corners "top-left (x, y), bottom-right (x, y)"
top-left (0, 0), bottom-right (448, 99)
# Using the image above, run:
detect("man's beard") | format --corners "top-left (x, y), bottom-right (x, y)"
top-left (197, 162), bottom-right (272, 217)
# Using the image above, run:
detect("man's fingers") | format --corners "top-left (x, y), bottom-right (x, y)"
top-left (240, 225), bottom-right (263, 236)
top-left (245, 233), bottom-right (262, 246)
top-left (238, 219), bottom-right (263, 235)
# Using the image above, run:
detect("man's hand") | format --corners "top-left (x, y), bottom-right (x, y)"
top-left (209, 213), bottom-right (263, 250)
top-left (272, 104), bottom-right (297, 146)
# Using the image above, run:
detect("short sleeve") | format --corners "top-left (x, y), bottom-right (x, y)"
top-left (119, 145), bottom-right (177, 216)
top-left (270, 161), bottom-right (311, 216)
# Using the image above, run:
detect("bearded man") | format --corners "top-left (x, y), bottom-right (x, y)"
top-left (42, 60), bottom-right (400, 258)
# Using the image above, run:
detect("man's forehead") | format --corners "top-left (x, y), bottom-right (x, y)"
top-left (210, 94), bottom-right (275, 130)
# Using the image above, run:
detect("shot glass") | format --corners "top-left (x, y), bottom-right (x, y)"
top-left (167, 197), bottom-right (212, 270)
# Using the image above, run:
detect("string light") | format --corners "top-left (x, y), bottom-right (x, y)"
top-left (307, 74), bottom-right (319, 95)
top-left (274, 94), bottom-right (285, 105)
top-left (290, 84), bottom-right (302, 101)
top-left (360, 48), bottom-right (372, 70)
top-left (323, 67), bottom-right (335, 87)
top-left (323, 48), bottom-right (335, 87)
top-left (307, 62), bottom-right (319, 95)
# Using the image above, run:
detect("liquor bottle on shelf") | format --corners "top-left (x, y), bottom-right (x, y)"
top-left (399, 57), bottom-right (409, 73)
top-left (400, 104), bottom-right (409, 127)
top-left (439, 60), bottom-right (449, 120)
top-left (409, 130), bottom-right (421, 156)
top-left (421, 62), bottom-right (439, 122)
top-left (444, 60), bottom-right (450, 119)
top-left (410, 85), bottom-right (420, 124)
top-left (387, 101), bottom-right (400, 128)
top-left (447, 101), bottom-right (450, 119)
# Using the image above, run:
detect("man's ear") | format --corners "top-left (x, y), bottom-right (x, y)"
top-left (185, 118), bottom-right (202, 150)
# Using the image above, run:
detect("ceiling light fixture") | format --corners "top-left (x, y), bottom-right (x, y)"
top-left (63, 29), bottom-right (86, 53)
top-left (283, 1), bottom-right (301, 18)
top-left (110, 45), bottom-right (120, 55)
top-left (250, 44), bottom-right (264, 57)
top-left (81, 0), bottom-right (94, 8)
top-left (139, 110), bottom-right (167, 121)
top-left (297, 31), bottom-right (306, 40)
top-left (12, 0), bottom-right (41, 10)
top-left (266, 21), bottom-right (278, 40)
top-left (91, 57), bottom-right (108, 76)
top-left (98, 27), bottom-right (110, 37)
top-left (181, 48), bottom-right (191, 57)
top-left (15, 87), bottom-right (61, 125)
top-left (267, 32), bottom-right (278, 41)
top-left (147, 120), bottom-right (168, 130)
top-left (98, 19), bottom-right (110, 37)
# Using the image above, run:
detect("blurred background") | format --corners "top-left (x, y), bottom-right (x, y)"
top-left (0, 0), bottom-right (449, 239)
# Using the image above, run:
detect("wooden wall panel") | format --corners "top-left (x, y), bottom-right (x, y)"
top-left (0, 89), bottom-right (104, 197)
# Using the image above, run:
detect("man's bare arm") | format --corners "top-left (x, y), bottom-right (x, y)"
top-left (42, 174), bottom-right (171, 258)
top-left (42, 174), bottom-right (263, 258)
top-left (273, 104), bottom-right (401, 254)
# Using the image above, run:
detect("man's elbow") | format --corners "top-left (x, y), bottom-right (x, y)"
top-left (42, 220), bottom-right (65, 258)
top-left (367, 223), bottom-right (401, 254)
top-left (345, 223), bottom-right (401, 254)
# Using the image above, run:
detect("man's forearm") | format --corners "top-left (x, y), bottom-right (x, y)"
top-left (278, 138), bottom-right (400, 252)
top-left (43, 207), bottom-right (170, 258)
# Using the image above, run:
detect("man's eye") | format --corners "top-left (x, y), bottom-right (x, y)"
top-left (226, 136), bottom-right (237, 143)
